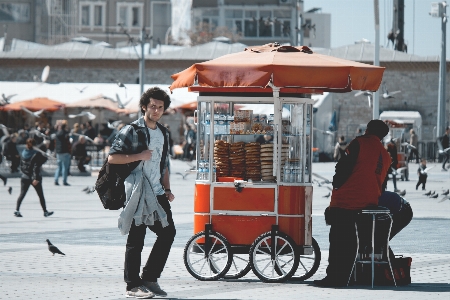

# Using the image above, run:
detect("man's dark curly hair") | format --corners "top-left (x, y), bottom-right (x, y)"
top-left (139, 87), bottom-right (171, 114)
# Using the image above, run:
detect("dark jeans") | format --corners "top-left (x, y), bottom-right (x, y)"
top-left (443, 153), bottom-right (449, 169)
top-left (75, 155), bottom-right (91, 171)
top-left (324, 207), bottom-right (358, 284)
top-left (408, 148), bottom-right (420, 163)
top-left (416, 174), bottom-right (427, 190)
top-left (16, 178), bottom-right (47, 212)
top-left (124, 194), bottom-right (176, 290)
top-left (6, 156), bottom-right (20, 172)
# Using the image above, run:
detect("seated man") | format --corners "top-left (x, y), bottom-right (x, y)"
top-left (314, 120), bottom-right (391, 287)
top-left (71, 136), bottom-right (91, 172)
top-left (378, 191), bottom-right (413, 259)
top-left (3, 133), bottom-right (20, 173)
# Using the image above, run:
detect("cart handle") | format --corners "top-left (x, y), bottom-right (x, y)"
top-left (193, 109), bottom-right (198, 125)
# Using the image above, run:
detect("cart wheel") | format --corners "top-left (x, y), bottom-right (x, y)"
top-left (249, 231), bottom-right (299, 283)
top-left (224, 254), bottom-right (251, 279)
top-left (290, 237), bottom-right (321, 281)
top-left (183, 231), bottom-right (232, 281)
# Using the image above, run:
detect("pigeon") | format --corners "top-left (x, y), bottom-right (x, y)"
top-left (107, 120), bottom-right (123, 129)
top-left (46, 239), bottom-right (65, 256)
top-left (21, 106), bottom-right (44, 117)
top-left (323, 192), bottom-right (331, 198)
top-left (83, 186), bottom-right (96, 194)
top-left (115, 93), bottom-right (133, 109)
top-left (424, 191), bottom-right (432, 196)
top-left (82, 187), bottom-right (89, 192)
top-left (175, 172), bottom-right (189, 180)
top-left (8, 187), bottom-right (12, 194)
top-left (442, 189), bottom-right (449, 196)
top-left (430, 194), bottom-right (439, 199)
top-left (429, 191), bottom-right (436, 197)
top-left (68, 111), bottom-right (96, 120)
top-left (382, 84), bottom-right (401, 99)
top-left (397, 190), bottom-right (406, 196)
top-left (75, 86), bottom-right (88, 93)
top-left (354, 90), bottom-right (373, 107)
top-left (438, 195), bottom-right (450, 203)
top-left (1, 93), bottom-right (16, 105)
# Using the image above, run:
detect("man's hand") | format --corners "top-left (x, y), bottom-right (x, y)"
top-left (139, 149), bottom-right (153, 161)
top-left (165, 191), bottom-right (175, 202)
top-left (32, 180), bottom-right (39, 186)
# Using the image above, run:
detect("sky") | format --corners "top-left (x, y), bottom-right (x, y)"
top-left (305, 0), bottom-right (450, 58)
top-left (172, 0), bottom-right (450, 58)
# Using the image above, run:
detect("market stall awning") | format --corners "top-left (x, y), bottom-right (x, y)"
top-left (170, 44), bottom-right (385, 93)
top-left (0, 97), bottom-right (64, 112)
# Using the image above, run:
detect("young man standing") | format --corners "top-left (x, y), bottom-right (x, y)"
top-left (108, 87), bottom-right (175, 299)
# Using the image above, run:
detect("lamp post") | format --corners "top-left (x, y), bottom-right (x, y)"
top-left (373, 0), bottom-right (380, 119)
top-left (430, 2), bottom-right (447, 137)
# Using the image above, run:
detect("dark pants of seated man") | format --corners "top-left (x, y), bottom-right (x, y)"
top-left (75, 155), bottom-right (91, 172)
top-left (324, 207), bottom-right (359, 284)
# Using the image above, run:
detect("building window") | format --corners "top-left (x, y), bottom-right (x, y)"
top-left (0, 3), bottom-right (30, 22)
top-left (223, 8), bottom-right (290, 38)
top-left (117, 2), bottom-right (143, 28)
top-left (79, 1), bottom-right (105, 28)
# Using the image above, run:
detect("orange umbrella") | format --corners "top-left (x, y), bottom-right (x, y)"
top-left (170, 44), bottom-right (385, 93)
top-left (0, 97), bottom-right (64, 112)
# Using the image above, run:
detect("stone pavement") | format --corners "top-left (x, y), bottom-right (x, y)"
top-left (0, 160), bottom-right (449, 299)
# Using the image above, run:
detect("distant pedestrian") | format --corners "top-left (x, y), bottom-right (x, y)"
top-left (71, 135), bottom-right (91, 172)
top-left (408, 129), bottom-right (420, 163)
top-left (416, 159), bottom-right (428, 190)
top-left (14, 138), bottom-right (53, 218)
top-left (3, 133), bottom-right (20, 173)
top-left (386, 138), bottom-right (400, 192)
top-left (441, 126), bottom-right (450, 171)
top-left (54, 121), bottom-right (71, 186)
top-left (333, 136), bottom-right (347, 162)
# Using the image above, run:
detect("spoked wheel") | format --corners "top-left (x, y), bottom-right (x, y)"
top-left (224, 253), bottom-right (251, 279)
top-left (183, 231), bottom-right (232, 281)
top-left (249, 231), bottom-right (299, 283)
top-left (290, 237), bottom-right (321, 281)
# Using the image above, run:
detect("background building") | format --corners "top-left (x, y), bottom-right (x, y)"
top-left (0, 0), bottom-right (171, 50)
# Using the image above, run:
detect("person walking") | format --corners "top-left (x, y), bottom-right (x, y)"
top-left (441, 126), bottom-right (450, 171)
top-left (314, 120), bottom-right (391, 287)
top-left (14, 138), bottom-right (53, 218)
top-left (416, 158), bottom-right (428, 190)
top-left (108, 87), bottom-right (175, 299)
top-left (386, 138), bottom-right (400, 192)
top-left (54, 121), bottom-right (71, 186)
top-left (3, 133), bottom-right (20, 173)
top-left (408, 129), bottom-right (420, 163)
top-left (333, 135), bottom-right (347, 162)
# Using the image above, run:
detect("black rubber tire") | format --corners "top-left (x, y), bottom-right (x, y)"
top-left (183, 231), bottom-right (232, 281)
top-left (249, 231), bottom-right (299, 283)
top-left (290, 237), bottom-right (321, 281)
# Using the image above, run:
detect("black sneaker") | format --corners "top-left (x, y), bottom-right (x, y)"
top-left (54, 181), bottom-right (59, 186)
top-left (1, 177), bottom-right (6, 186)
top-left (44, 211), bottom-right (54, 217)
top-left (14, 211), bottom-right (23, 217)
top-left (125, 286), bottom-right (154, 299)
top-left (143, 281), bottom-right (167, 297)
top-left (63, 182), bottom-right (70, 186)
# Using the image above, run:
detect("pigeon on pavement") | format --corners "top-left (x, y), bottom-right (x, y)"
top-left (430, 194), bottom-right (439, 199)
top-left (46, 239), bottom-right (65, 256)
top-left (442, 189), bottom-right (449, 196)
top-left (8, 187), bottom-right (12, 194)
top-left (424, 191), bottom-right (432, 196)
top-left (429, 191), bottom-right (436, 197)
top-left (397, 190), bottom-right (406, 196)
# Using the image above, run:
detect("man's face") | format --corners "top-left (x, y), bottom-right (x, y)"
top-left (143, 98), bottom-right (165, 123)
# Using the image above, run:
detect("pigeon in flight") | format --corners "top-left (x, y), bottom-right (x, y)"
top-left (46, 239), bottom-right (65, 256)
top-left (115, 93), bottom-right (133, 109)
top-left (107, 120), bottom-right (123, 129)
top-left (1, 93), bottom-right (16, 105)
top-left (438, 195), bottom-right (450, 203)
top-left (21, 106), bottom-right (44, 117)
top-left (323, 192), bottom-right (331, 198)
top-left (75, 86), bottom-right (88, 93)
top-left (68, 111), bottom-right (96, 120)
top-left (175, 172), bottom-right (190, 180)
top-left (382, 84), bottom-right (401, 99)
top-left (354, 90), bottom-right (373, 107)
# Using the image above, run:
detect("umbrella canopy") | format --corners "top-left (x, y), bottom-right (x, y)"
top-left (0, 97), bottom-right (64, 112)
top-left (66, 94), bottom-right (121, 111)
top-left (170, 44), bottom-right (385, 93)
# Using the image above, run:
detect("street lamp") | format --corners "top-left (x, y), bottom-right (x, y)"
top-left (430, 2), bottom-right (447, 138)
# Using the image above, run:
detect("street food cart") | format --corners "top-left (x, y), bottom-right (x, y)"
top-left (170, 44), bottom-right (385, 283)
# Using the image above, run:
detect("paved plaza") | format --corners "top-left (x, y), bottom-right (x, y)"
top-left (1, 160), bottom-right (449, 299)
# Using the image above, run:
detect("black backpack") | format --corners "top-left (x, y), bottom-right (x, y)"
top-left (95, 124), bottom-right (147, 210)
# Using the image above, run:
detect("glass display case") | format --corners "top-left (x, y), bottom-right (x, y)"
top-left (194, 96), bottom-right (313, 185)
